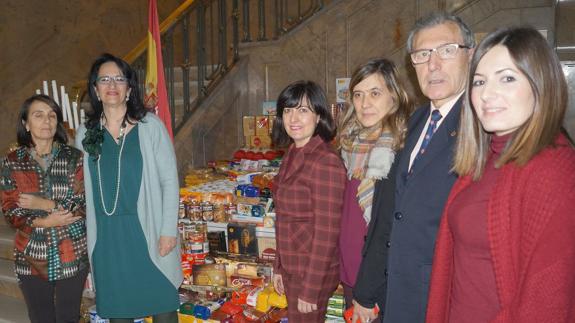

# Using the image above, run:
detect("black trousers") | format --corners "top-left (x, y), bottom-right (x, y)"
top-left (18, 268), bottom-right (89, 323)
top-left (108, 311), bottom-right (178, 323)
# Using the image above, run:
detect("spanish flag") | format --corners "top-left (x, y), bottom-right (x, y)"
top-left (145, 0), bottom-right (173, 140)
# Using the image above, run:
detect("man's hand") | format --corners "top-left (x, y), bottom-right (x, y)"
top-left (352, 299), bottom-right (378, 323)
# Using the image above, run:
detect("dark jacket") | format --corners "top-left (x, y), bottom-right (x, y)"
top-left (354, 98), bottom-right (462, 322)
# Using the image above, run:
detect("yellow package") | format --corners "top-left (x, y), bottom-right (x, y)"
top-left (268, 290), bottom-right (288, 308)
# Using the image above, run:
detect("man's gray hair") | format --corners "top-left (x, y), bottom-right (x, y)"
top-left (406, 11), bottom-right (475, 53)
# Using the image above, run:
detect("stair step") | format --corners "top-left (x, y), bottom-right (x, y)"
top-left (0, 226), bottom-right (14, 261)
top-left (0, 293), bottom-right (29, 323)
top-left (0, 258), bottom-right (22, 300)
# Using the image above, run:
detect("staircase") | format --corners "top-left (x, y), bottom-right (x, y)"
top-left (0, 214), bottom-right (29, 323)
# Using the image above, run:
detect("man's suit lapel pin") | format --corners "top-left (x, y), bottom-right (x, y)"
top-left (450, 131), bottom-right (457, 137)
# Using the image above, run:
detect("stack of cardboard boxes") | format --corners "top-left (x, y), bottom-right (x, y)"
top-left (243, 115), bottom-right (276, 149)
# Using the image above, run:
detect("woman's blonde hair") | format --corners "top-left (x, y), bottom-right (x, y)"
top-left (337, 58), bottom-right (413, 149)
top-left (454, 26), bottom-right (569, 179)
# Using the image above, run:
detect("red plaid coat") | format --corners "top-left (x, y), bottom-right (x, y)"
top-left (272, 135), bottom-right (346, 304)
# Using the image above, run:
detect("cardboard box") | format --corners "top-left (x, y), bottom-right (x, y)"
top-left (255, 116), bottom-right (270, 136)
top-left (244, 135), bottom-right (251, 148)
top-left (192, 263), bottom-right (227, 286)
top-left (250, 135), bottom-right (272, 149)
top-left (268, 115), bottom-right (276, 135)
top-left (243, 116), bottom-right (256, 136)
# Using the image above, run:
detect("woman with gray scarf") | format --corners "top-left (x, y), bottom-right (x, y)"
top-left (337, 58), bottom-right (412, 321)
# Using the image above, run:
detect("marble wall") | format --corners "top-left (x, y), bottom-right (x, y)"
top-left (0, 0), bottom-right (181, 152)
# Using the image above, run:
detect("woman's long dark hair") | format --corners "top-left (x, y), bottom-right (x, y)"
top-left (86, 53), bottom-right (147, 129)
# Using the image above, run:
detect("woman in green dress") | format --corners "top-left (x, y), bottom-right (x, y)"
top-left (76, 53), bottom-right (182, 322)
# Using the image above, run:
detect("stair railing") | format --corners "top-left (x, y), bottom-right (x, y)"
top-left (79, 0), bottom-right (334, 135)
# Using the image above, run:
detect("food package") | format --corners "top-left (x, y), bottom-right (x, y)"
top-left (219, 301), bottom-right (243, 316)
top-left (236, 262), bottom-right (259, 278)
top-left (255, 287), bottom-right (274, 313)
top-left (231, 285), bottom-right (260, 305)
top-left (256, 227), bottom-right (276, 262)
top-left (207, 231), bottom-right (227, 253)
top-left (192, 263), bottom-right (227, 287)
top-left (227, 223), bottom-right (258, 256)
top-left (268, 292), bottom-right (287, 309)
top-left (229, 275), bottom-right (265, 288)
top-left (246, 286), bottom-right (264, 307)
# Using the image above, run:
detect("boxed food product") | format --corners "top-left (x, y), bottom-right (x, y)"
top-left (207, 231), bottom-right (227, 253)
top-left (227, 223), bottom-right (258, 256)
top-left (236, 262), bottom-right (259, 278)
top-left (192, 263), bottom-right (227, 287)
top-left (256, 227), bottom-right (276, 262)
top-left (229, 275), bottom-right (265, 288)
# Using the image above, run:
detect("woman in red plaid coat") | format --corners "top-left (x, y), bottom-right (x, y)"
top-left (271, 80), bottom-right (347, 322)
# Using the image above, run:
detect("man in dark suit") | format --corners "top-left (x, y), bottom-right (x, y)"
top-left (352, 12), bottom-right (475, 323)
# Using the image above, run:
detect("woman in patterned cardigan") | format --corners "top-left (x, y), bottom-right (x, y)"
top-left (0, 94), bottom-right (87, 323)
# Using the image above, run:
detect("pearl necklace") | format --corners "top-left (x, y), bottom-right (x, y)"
top-left (97, 121), bottom-right (126, 216)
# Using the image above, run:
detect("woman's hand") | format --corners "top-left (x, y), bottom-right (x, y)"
top-left (18, 193), bottom-right (55, 211)
top-left (158, 236), bottom-right (177, 257)
top-left (272, 273), bottom-right (285, 295)
top-left (352, 299), bottom-right (378, 323)
top-left (297, 298), bottom-right (318, 313)
top-left (33, 209), bottom-right (81, 228)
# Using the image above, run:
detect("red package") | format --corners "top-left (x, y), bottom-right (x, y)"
top-left (229, 275), bottom-right (264, 288)
top-left (231, 286), bottom-right (259, 305)
top-left (220, 301), bottom-right (243, 316)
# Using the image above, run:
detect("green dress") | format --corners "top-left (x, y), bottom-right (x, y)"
top-left (88, 125), bottom-right (179, 318)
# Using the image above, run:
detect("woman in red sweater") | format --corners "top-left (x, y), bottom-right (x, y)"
top-left (426, 26), bottom-right (575, 323)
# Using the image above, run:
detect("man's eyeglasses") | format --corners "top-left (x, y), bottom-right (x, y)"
top-left (410, 43), bottom-right (471, 65)
top-left (96, 75), bottom-right (128, 85)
